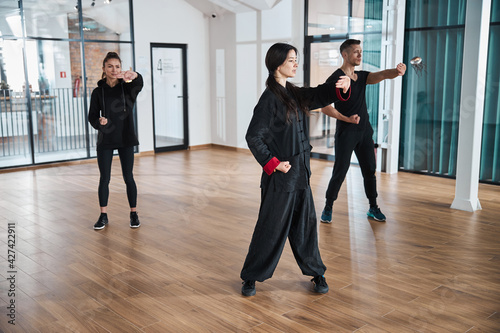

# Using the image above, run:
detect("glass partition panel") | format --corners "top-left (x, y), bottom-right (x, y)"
top-left (82, 0), bottom-right (132, 42)
top-left (0, 39), bottom-right (32, 167)
top-left (405, 0), bottom-right (466, 29)
top-left (309, 41), bottom-right (342, 156)
top-left (400, 28), bottom-right (464, 176)
top-left (0, 1), bottom-right (22, 38)
top-left (23, 39), bottom-right (89, 163)
top-left (351, 0), bottom-right (382, 33)
top-left (307, 0), bottom-right (348, 36)
top-left (23, 0), bottom-right (77, 39)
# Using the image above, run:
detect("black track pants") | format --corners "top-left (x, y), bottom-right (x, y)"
top-left (325, 129), bottom-right (377, 207)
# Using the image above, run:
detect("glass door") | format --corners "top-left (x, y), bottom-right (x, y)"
top-left (151, 43), bottom-right (188, 152)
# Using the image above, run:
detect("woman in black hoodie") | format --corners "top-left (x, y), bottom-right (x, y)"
top-left (88, 52), bottom-right (143, 230)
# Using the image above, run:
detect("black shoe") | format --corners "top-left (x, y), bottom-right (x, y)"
top-left (130, 212), bottom-right (140, 228)
top-left (241, 280), bottom-right (256, 296)
top-left (311, 275), bottom-right (329, 294)
top-left (93, 214), bottom-right (108, 230)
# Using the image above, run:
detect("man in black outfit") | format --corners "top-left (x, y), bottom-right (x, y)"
top-left (320, 39), bottom-right (406, 223)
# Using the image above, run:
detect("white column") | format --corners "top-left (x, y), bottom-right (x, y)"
top-left (451, 0), bottom-right (491, 212)
top-left (377, 0), bottom-right (405, 173)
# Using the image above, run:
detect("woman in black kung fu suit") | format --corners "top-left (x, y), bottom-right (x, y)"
top-left (240, 43), bottom-right (351, 296)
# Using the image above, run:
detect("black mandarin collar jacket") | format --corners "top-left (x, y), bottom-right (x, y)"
top-left (246, 81), bottom-right (350, 192)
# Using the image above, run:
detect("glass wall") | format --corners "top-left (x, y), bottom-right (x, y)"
top-left (480, 1), bottom-right (500, 183)
top-left (0, 0), bottom-right (134, 168)
top-left (399, 0), bottom-right (469, 179)
top-left (305, 0), bottom-right (383, 159)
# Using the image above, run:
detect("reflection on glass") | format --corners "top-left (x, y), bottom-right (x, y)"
top-left (307, 0), bottom-right (348, 36)
top-left (351, 0), bottom-right (382, 33)
top-left (0, 39), bottom-right (32, 167)
top-left (0, 2), bottom-right (22, 37)
top-left (400, 28), bottom-right (463, 176)
top-left (82, 0), bottom-right (132, 41)
top-left (405, 0), bottom-right (466, 29)
top-left (21, 40), bottom-right (89, 163)
top-left (309, 42), bottom-right (342, 156)
top-left (23, 0), bottom-right (78, 39)
top-left (0, 0), bottom-right (134, 168)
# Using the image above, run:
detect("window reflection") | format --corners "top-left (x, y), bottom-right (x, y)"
top-left (307, 0), bottom-right (348, 36)
top-left (0, 0), bottom-right (134, 168)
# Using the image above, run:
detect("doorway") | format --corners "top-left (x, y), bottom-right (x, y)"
top-left (151, 43), bottom-right (189, 152)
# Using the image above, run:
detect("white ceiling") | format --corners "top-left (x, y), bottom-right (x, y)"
top-left (184, 0), bottom-right (282, 16)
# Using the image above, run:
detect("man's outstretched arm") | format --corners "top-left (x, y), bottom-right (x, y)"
top-left (367, 63), bottom-right (406, 85)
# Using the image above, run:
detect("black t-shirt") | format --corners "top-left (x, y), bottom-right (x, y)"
top-left (326, 69), bottom-right (371, 133)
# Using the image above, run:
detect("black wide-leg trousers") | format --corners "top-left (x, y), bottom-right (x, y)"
top-left (240, 186), bottom-right (326, 282)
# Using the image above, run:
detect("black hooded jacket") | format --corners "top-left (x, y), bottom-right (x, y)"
top-left (88, 74), bottom-right (143, 151)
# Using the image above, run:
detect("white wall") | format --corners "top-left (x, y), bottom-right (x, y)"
top-left (209, 0), bottom-right (305, 149)
top-left (133, 0), bottom-right (211, 152)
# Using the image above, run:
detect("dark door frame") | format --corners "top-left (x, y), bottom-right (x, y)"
top-left (150, 43), bottom-right (189, 152)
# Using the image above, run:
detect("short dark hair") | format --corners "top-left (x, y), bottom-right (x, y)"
top-left (339, 39), bottom-right (361, 55)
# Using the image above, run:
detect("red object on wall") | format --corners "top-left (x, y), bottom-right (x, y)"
top-left (60, 71), bottom-right (66, 78)
top-left (73, 77), bottom-right (80, 97)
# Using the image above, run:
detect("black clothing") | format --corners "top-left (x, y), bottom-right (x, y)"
top-left (327, 69), bottom-right (370, 133)
top-left (97, 146), bottom-right (137, 208)
top-left (324, 69), bottom-right (377, 207)
top-left (246, 82), bottom-right (349, 192)
top-left (88, 74), bottom-right (143, 151)
top-left (325, 128), bottom-right (377, 207)
top-left (241, 81), bottom-right (349, 282)
top-left (241, 188), bottom-right (326, 282)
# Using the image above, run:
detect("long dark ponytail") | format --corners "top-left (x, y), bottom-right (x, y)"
top-left (265, 43), bottom-right (309, 122)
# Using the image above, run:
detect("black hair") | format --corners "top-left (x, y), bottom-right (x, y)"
top-left (265, 43), bottom-right (309, 121)
top-left (339, 39), bottom-right (361, 55)
top-left (101, 52), bottom-right (122, 79)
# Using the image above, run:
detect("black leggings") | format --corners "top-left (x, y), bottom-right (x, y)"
top-left (97, 146), bottom-right (137, 208)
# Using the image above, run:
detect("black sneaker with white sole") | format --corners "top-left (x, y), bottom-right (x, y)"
top-left (93, 214), bottom-right (108, 230)
top-left (130, 212), bottom-right (140, 228)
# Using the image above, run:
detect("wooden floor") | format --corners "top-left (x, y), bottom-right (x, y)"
top-left (0, 148), bottom-right (499, 332)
